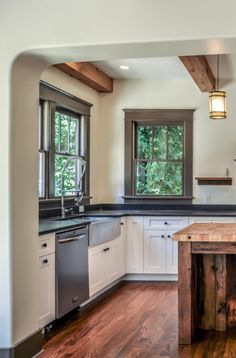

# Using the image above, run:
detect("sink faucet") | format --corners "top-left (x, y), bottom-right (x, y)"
top-left (61, 156), bottom-right (86, 218)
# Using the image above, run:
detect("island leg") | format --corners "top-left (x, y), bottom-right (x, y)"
top-left (178, 242), bottom-right (195, 344)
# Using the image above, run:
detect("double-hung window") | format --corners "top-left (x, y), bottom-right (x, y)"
top-left (52, 109), bottom-right (81, 197)
top-left (39, 82), bottom-right (91, 202)
top-left (124, 109), bottom-right (194, 202)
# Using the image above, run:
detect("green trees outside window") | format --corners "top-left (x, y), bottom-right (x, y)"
top-left (136, 124), bottom-right (184, 195)
top-left (53, 111), bottom-right (80, 197)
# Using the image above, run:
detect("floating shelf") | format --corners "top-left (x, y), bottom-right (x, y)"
top-left (195, 177), bottom-right (232, 185)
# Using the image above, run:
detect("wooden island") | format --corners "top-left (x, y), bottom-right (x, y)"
top-left (173, 223), bottom-right (236, 345)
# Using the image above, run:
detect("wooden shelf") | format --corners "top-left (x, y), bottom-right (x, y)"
top-left (195, 177), bottom-right (232, 185)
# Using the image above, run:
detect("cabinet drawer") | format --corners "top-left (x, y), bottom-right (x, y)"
top-left (144, 217), bottom-right (188, 229)
top-left (38, 252), bottom-right (55, 269)
top-left (38, 233), bottom-right (55, 257)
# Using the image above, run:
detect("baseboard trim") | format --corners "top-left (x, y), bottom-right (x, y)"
top-left (0, 330), bottom-right (44, 358)
top-left (123, 274), bottom-right (178, 281)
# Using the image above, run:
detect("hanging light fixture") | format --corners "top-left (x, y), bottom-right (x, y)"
top-left (209, 55), bottom-right (227, 119)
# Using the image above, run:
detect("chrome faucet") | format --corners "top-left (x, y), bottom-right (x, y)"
top-left (61, 156), bottom-right (86, 218)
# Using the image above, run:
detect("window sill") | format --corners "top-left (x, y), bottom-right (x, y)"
top-left (123, 195), bottom-right (194, 200)
top-left (39, 196), bottom-right (92, 203)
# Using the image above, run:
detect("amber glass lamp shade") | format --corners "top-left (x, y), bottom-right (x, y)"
top-left (209, 90), bottom-right (227, 119)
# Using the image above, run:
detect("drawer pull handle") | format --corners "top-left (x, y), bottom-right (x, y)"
top-left (42, 259), bottom-right (48, 264)
top-left (42, 243), bottom-right (47, 248)
top-left (103, 248), bottom-right (110, 252)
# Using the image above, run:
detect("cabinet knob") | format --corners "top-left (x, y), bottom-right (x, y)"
top-left (42, 243), bottom-right (47, 248)
top-left (120, 223), bottom-right (124, 226)
top-left (161, 235), bottom-right (165, 238)
top-left (164, 222), bottom-right (168, 225)
top-left (167, 235), bottom-right (171, 238)
top-left (42, 259), bottom-right (48, 264)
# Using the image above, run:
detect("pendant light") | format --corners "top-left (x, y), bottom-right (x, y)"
top-left (209, 55), bottom-right (227, 119)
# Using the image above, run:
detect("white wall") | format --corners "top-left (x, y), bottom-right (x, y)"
top-left (98, 77), bottom-right (236, 204)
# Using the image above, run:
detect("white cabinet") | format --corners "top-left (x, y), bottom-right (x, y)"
top-left (126, 217), bottom-right (144, 273)
top-left (143, 217), bottom-right (188, 275)
top-left (166, 231), bottom-right (178, 274)
top-left (189, 217), bottom-right (234, 224)
top-left (39, 253), bottom-right (55, 328)
top-left (38, 233), bottom-right (55, 328)
top-left (144, 229), bottom-right (178, 274)
top-left (144, 230), bottom-right (166, 273)
top-left (118, 219), bottom-right (127, 276)
top-left (89, 244), bottom-right (106, 296)
top-left (104, 239), bottom-right (120, 285)
top-left (89, 220), bottom-right (126, 296)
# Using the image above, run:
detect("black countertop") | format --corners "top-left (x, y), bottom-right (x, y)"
top-left (39, 207), bottom-right (236, 235)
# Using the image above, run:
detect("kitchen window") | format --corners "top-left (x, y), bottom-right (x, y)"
top-left (124, 109), bottom-right (194, 202)
top-left (39, 82), bottom-right (91, 202)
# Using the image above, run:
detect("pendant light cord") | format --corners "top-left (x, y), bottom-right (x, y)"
top-left (217, 54), bottom-right (219, 91)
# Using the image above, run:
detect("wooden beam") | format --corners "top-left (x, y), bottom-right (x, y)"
top-left (179, 55), bottom-right (215, 92)
top-left (54, 62), bottom-right (113, 93)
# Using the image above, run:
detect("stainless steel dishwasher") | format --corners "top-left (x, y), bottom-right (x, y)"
top-left (56, 226), bottom-right (89, 318)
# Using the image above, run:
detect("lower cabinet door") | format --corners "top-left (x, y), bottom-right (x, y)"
top-left (39, 253), bottom-right (55, 328)
top-left (89, 245), bottom-right (105, 296)
top-left (166, 231), bottom-right (178, 274)
top-left (144, 230), bottom-right (167, 273)
top-left (104, 239), bottom-right (120, 285)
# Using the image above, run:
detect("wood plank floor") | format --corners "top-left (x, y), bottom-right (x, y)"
top-left (39, 282), bottom-right (236, 358)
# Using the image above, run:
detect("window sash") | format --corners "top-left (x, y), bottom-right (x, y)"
top-left (39, 82), bottom-right (91, 202)
top-left (50, 108), bottom-right (82, 198)
top-left (124, 109), bottom-right (194, 200)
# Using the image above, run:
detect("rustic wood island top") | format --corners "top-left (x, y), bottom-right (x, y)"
top-left (173, 223), bottom-right (236, 242)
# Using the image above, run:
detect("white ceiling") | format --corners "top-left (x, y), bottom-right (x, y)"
top-left (92, 55), bottom-right (236, 84)
top-left (92, 57), bottom-right (189, 80)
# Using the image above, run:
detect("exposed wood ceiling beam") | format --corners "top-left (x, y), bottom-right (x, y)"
top-left (54, 62), bottom-right (113, 93)
top-left (179, 55), bottom-right (215, 92)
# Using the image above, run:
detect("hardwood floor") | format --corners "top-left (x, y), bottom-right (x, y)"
top-left (39, 282), bottom-right (236, 358)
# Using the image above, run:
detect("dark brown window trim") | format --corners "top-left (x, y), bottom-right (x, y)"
top-left (39, 82), bottom-right (91, 205)
top-left (124, 109), bottom-right (194, 203)
top-left (40, 81), bottom-right (93, 115)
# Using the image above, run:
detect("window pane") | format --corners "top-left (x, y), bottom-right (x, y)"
top-left (168, 125), bottom-right (184, 160)
top-left (136, 161), bottom-right (183, 195)
top-left (54, 111), bottom-right (79, 155)
top-left (54, 155), bottom-right (77, 197)
top-left (153, 126), bottom-right (167, 159)
top-left (39, 152), bottom-right (45, 198)
top-left (69, 118), bottom-right (78, 155)
top-left (59, 113), bottom-right (69, 153)
top-left (137, 126), bottom-right (152, 159)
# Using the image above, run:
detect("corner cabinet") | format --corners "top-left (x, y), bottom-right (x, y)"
top-left (88, 218), bottom-right (126, 297)
top-left (38, 233), bottom-right (55, 328)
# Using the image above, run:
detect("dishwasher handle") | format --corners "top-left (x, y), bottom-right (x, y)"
top-left (58, 234), bottom-right (86, 244)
